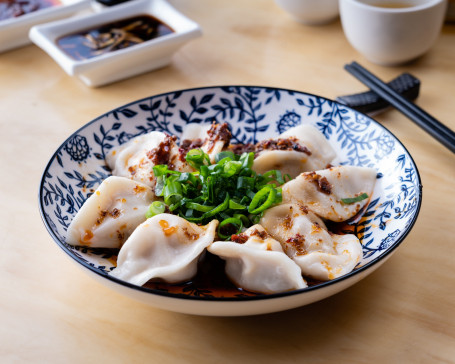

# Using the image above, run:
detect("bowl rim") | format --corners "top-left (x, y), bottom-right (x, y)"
top-left (38, 85), bottom-right (423, 302)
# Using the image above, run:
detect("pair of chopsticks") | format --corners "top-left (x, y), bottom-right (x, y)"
top-left (344, 61), bottom-right (455, 154)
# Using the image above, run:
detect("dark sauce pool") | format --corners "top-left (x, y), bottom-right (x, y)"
top-left (0, 0), bottom-right (60, 21)
top-left (57, 14), bottom-right (174, 60)
top-left (144, 252), bottom-right (260, 298)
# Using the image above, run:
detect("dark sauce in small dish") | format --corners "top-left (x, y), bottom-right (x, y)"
top-left (0, 0), bottom-right (60, 21)
top-left (57, 14), bottom-right (174, 60)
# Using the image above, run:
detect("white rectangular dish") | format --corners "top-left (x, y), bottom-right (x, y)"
top-left (0, 0), bottom-right (91, 53)
top-left (29, 0), bottom-right (202, 87)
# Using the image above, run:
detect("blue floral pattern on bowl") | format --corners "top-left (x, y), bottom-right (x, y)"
top-left (39, 86), bottom-right (422, 295)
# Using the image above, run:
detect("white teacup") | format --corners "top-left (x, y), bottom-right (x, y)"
top-left (339, 0), bottom-right (448, 65)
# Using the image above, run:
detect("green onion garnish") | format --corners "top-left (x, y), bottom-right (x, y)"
top-left (146, 149), bottom-right (285, 236)
top-left (145, 201), bottom-right (167, 218)
top-left (341, 193), bottom-right (369, 204)
top-left (217, 217), bottom-right (243, 240)
top-left (248, 185), bottom-right (277, 214)
top-left (215, 150), bottom-right (236, 163)
top-left (185, 202), bottom-right (214, 212)
top-left (152, 165), bottom-right (169, 177)
top-left (229, 200), bottom-right (246, 210)
top-left (186, 148), bottom-right (210, 169)
top-left (233, 213), bottom-right (250, 226)
top-left (223, 161), bottom-right (242, 177)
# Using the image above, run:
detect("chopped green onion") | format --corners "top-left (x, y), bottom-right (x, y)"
top-left (341, 193), bottom-right (369, 204)
top-left (208, 163), bottom-right (225, 175)
top-left (223, 161), bottom-right (242, 177)
top-left (154, 176), bottom-right (165, 196)
top-left (151, 147), bottom-right (287, 234)
top-left (239, 196), bottom-right (249, 205)
top-left (202, 193), bottom-right (230, 219)
top-left (215, 151), bottom-right (236, 162)
top-left (186, 148), bottom-right (210, 169)
top-left (233, 213), bottom-right (250, 226)
top-left (239, 167), bottom-right (253, 177)
top-left (178, 172), bottom-right (197, 185)
top-left (184, 215), bottom-right (204, 223)
top-left (169, 202), bottom-right (182, 212)
top-left (248, 185), bottom-right (277, 214)
top-left (153, 165), bottom-right (169, 177)
top-left (205, 175), bottom-right (214, 201)
top-left (200, 165), bottom-right (209, 179)
top-left (250, 212), bottom-right (263, 225)
top-left (186, 148), bottom-right (205, 160)
top-left (229, 200), bottom-right (246, 210)
top-left (219, 212), bottom-right (232, 221)
top-left (239, 152), bottom-right (254, 169)
top-left (163, 180), bottom-right (182, 205)
top-left (237, 176), bottom-right (255, 190)
top-left (215, 157), bottom-right (232, 167)
top-left (246, 190), bottom-right (257, 200)
top-left (262, 170), bottom-right (284, 185)
top-left (217, 217), bottom-right (243, 240)
top-left (145, 201), bottom-right (167, 218)
top-left (185, 202), bottom-right (214, 212)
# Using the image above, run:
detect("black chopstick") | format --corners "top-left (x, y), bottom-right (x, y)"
top-left (344, 61), bottom-right (455, 154)
top-left (346, 62), bottom-right (454, 142)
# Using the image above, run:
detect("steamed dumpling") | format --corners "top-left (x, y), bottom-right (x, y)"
top-left (66, 176), bottom-right (155, 248)
top-left (179, 122), bottom-right (232, 163)
top-left (106, 131), bottom-right (165, 184)
top-left (289, 234), bottom-right (362, 281)
top-left (282, 165), bottom-right (377, 222)
top-left (106, 131), bottom-right (192, 188)
top-left (178, 123), bottom-right (231, 163)
top-left (252, 124), bottom-right (337, 178)
top-left (110, 214), bottom-right (218, 286)
top-left (260, 204), bottom-right (362, 281)
top-left (208, 225), bottom-right (307, 293)
top-left (180, 123), bottom-right (211, 141)
top-left (280, 124), bottom-right (336, 164)
top-left (200, 123), bottom-right (232, 163)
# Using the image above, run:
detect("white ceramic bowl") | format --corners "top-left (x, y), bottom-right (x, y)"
top-left (274, 0), bottom-right (339, 25)
top-left (39, 86), bottom-right (422, 316)
top-left (0, 0), bottom-right (91, 53)
top-left (29, 0), bottom-right (202, 87)
top-left (339, 0), bottom-right (448, 65)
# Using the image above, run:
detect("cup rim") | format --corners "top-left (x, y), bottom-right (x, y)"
top-left (342, 0), bottom-right (446, 12)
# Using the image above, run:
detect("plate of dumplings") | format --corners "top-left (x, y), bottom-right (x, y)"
top-left (39, 86), bottom-right (422, 316)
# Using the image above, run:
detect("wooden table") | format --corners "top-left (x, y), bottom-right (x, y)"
top-left (1, 0), bottom-right (454, 362)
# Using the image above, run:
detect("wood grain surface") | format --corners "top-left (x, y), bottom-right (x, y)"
top-left (0, 0), bottom-right (454, 362)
